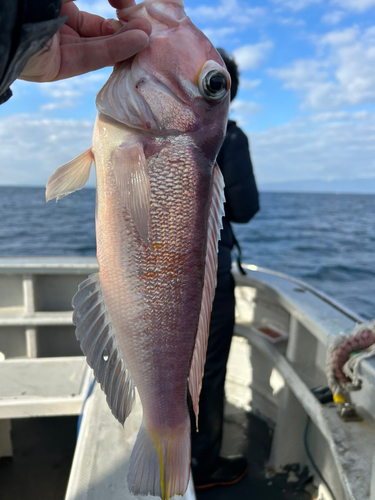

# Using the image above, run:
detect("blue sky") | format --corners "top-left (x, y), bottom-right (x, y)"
top-left (1, 0), bottom-right (375, 189)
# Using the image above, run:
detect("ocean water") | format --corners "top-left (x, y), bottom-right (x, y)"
top-left (0, 187), bottom-right (374, 320)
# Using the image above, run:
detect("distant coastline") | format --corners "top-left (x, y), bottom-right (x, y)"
top-left (259, 178), bottom-right (375, 194)
top-left (1, 180), bottom-right (375, 195)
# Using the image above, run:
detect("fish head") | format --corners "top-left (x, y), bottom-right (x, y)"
top-left (96, 0), bottom-right (230, 153)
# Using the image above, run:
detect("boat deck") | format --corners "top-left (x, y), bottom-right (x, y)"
top-left (197, 402), bottom-right (311, 500)
top-left (0, 416), bottom-right (77, 500)
top-left (0, 402), bottom-right (310, 500)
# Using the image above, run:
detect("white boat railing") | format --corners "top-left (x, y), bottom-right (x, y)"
top-left (0, 257), bottom-right (97, 457)
top-left (233, 264), bottom-right (375, 500)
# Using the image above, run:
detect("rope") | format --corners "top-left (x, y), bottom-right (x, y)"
top-left (326, 320), bottom-right (375, 397)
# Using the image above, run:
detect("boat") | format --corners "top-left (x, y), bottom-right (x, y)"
top-left (0, 256), bottom-right (374, 500)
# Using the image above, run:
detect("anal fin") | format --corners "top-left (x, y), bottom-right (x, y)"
top-left (72, 273), bottom-right (135, 424)
top-left (188, 163), bottom-right (225, 426)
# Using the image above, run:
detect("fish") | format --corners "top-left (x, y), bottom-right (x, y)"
top-left (45, 0), bottom-right (230, 498)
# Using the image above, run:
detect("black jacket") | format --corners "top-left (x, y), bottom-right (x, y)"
top-left (0, 0), bottom-right (64, 104)
top-left (216, 120), bottom-right (259, 274)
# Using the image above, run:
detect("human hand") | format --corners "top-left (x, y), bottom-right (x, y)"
top-left (20, 0), bottom-right (151, 82)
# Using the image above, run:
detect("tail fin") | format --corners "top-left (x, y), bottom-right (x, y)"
top-left (127, 418), bottom-right (190, 500)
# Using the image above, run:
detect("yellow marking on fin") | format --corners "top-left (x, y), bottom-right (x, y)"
top-left (152, 434), bottom-right (166, 500)
top-left (166, 436), bottom-right (173, 500)
top-left (150, 433), bottom-right (177, 500)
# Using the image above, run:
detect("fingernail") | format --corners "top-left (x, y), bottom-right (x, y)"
top-left (113, 24), bottom-right (129, 36)
top-left (105, 18), bottom-right (123, 34)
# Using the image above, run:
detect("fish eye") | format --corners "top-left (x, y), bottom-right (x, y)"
top-left (200, 70), bottom-right (229, 101)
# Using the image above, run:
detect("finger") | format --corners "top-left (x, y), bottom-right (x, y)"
top-left (63, 6), bottom-right (151, 38)
top-left (85, 18), bottom-right (152, 38)
top-left (101, 19), bottom-right (123, 35)
top-left (56, 29), bottom-right (149, 80)
top-left (108, 0), bottom-right (136, 9)
top-left (61, 19), bottom-right (122, 38)
top-left (60, 23), bottom-right (79, 38)
top-left (62, 4), bottom-right (107, 36)
top-left (60, 19), bottom-right (152, 43)
top-left (109, 18), bottom-right (152, 36)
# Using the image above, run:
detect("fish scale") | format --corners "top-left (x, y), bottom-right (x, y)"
top-left (99, 139), bottom-right (200, 418)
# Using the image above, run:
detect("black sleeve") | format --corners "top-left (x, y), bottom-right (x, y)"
top-left (0, 0), bottom-right (65, 105)
top-left (217, 123), bottom-right (259, 224)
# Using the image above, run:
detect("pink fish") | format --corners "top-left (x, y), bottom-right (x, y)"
top-left (46, 1), bottom-right (230, 498)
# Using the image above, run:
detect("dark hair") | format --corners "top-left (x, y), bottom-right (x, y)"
top-left (216, 48), bottom-right (239, 102)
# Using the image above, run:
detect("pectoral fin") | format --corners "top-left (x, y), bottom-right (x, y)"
top-left (111, 141), bottom-right (150, 243)
top-left (46, 148), bottom-right (93, 202)
top-left (189, 163), bottom-right (225, 427)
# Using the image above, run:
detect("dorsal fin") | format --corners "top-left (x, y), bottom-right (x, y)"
top-left (72, 274), bottom-right (135, 424)
top-left (188, 163), bottom-right (225, 426)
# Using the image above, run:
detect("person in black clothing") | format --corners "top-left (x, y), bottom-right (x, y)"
top-left (191, 48), bottom-right (260, 490)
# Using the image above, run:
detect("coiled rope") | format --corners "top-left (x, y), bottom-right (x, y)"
top-left (326, 320), bottom-right (375, 400)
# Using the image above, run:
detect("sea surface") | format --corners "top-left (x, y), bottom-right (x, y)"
top-left (0, 187), bottom-right (374, 320)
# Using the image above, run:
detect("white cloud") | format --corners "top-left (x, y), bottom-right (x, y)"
top-left (332, 0), bottom-right (375, 12)
top-left (38, 70), bottom-right (111, 112)
top-left (268, 59), bottom-right (327, 101)
top-left (249, 111), bottom-right (375, 183)
top-left (241, 79), bottom-right (262, 90)
top-left (276, 17), bottom-right (305, 26)
top-left (203, 27), bottom-right (237, 45)
top-left (186, 0), bottom-right (265, 26)
top-left (321, 10), bottom-right (346, 24)
top-left (318, 25), bottom-right (359, 45)
top-left (233, 42), bottom-right (274, 71)
top-left (40, 71), bottom-right (110, 97)
top-left (230, 100), bottom-right (261, 127)
top-left (273, 0), bottom-right (375, 11)
top-left (0, 115), bottom-right (94, 186)
top-left (2, 107), bottom-right (375, 191)
top-left (40, 102), bottom-right (67, 112)
top-left (269, 25), bottom-right (375, 109)
top-left (271, 0), bottom-right (322, 12)
top-left (310, 110), bottom-right (369, 121)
